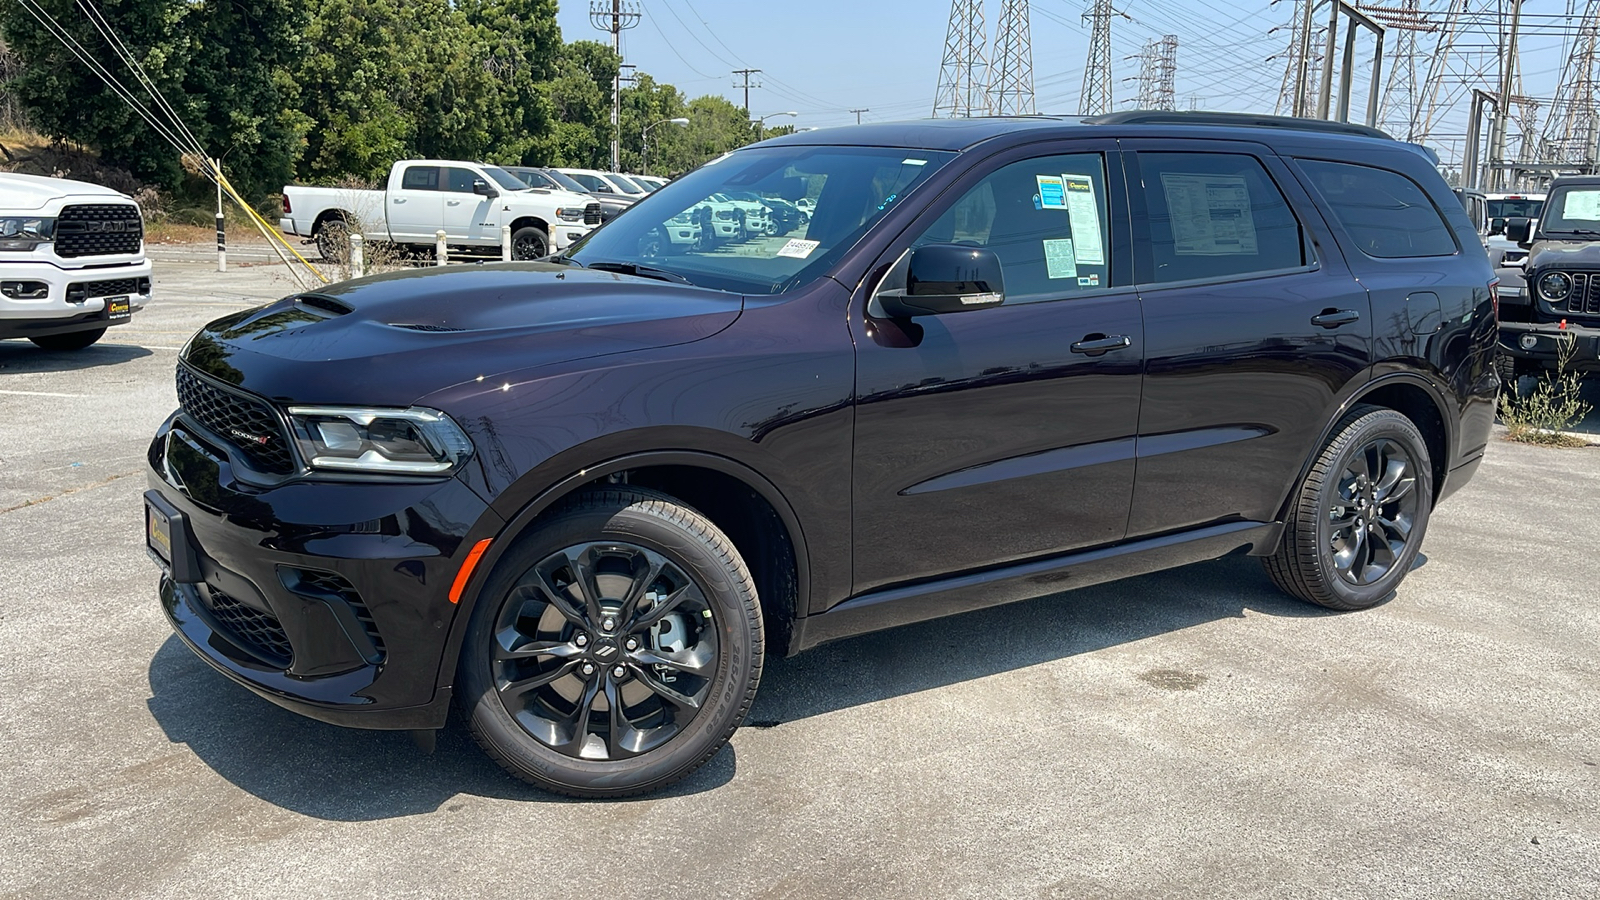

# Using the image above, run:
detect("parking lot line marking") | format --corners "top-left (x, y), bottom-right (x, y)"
top-left (0, 389), bottom-right (88, 398)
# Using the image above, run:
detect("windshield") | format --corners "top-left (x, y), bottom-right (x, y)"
top-left (605, 175), bottom-right (646, 195)
top-left (483, 166), bottom-right (530, 192)
top-left (539, 169), bottom-right (590, 194)
top-left (1542, 188), bottom-right (1600, 234)
top-left (1487, 198), bottom-right (1543, 220)
top-left (567, 145), bottom-right (957, 295)
top-left (563, 171), bottom-right (611, 193)
top-left (635, 178), bottom-right (660, 192)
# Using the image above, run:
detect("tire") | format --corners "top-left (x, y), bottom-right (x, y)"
top-left (458, 487), bottom-right (764, 798)
top-left (510, 226), bottom-right (549, 260)
top-left (693, 208), bottom-right (715, 252)
top-left (29, 328), bottom-right (106, 351)
top-left (1262, 405), bottom-right (1434, 611)
top-left (1495, 351), bottom-right (1528, 399)
top-left (315, 218), bottom-right (350, 263)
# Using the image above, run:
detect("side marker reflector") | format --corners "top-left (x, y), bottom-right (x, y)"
top-left (450, 538), bottom-right (493, 604)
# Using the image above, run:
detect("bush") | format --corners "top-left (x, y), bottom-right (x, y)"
top-left (1500, 333), bottom-right (1593, 447)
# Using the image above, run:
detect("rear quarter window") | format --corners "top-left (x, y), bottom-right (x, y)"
top-left (1298, 159), bottom-right (1458, 258)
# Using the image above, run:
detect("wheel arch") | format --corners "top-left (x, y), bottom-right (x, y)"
top-left (311, 209), bottom-right (350, 235)
top-left (436, 450), bottom-right (811, 695)
top-left (508, 215), bottom-right (551, 235)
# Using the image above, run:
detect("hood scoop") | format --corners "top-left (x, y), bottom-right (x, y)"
top-left (295, 293), bottom-right (353, 316)
top-left (389, 323), bottom-right (467, 332)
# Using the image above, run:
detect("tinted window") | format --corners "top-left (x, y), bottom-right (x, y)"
top-left (1299, 159), bottom-right (1457, 258)
top-left (444, 167), bottom-right (479, 193)
top-left (908, 152), bottom-right (1115, 302)
top-left (1486, 198), bottom-right (1543, 220)
top-left (1135, 152), bottom-right (1310, 284)
top-left (400, 166), bottom-right (439, 191)
top-left (565, 172), bottom-right (611, 193)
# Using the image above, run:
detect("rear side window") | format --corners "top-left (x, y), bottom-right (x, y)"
top-left (1298, 159), bottom-right (1457, 258)
top-left (401, 166), bottom-right (440, 191)
top-left (1133, 152), bottom-right (1311, 285)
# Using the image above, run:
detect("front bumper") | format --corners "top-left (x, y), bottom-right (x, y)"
top-left (0, 257), bottom-right (152, 339)
top-left (146, 414), bottom-right (501, 730)
top-left (1498, 320), bottom-right (1600, 372)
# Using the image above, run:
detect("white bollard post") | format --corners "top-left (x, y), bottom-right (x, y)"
top-left (435, 230), bottom-right (448, 267)
top-left (501, 224), bottom-right (512, 262)
top-left (215, 212), bottom-right (226, 273)
top-left (349, 232), bottom-right (365, 279)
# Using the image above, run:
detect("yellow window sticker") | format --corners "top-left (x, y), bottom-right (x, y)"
top-left (1043, 238), bottom-right (1078, 279)
top-left (1061, 175), bottom-right (1105, 265)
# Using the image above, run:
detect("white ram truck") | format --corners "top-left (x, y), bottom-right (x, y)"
top-left (279, 160), bottom-right (602, 261)
top-left (0, 173), bottom-right (152, 351)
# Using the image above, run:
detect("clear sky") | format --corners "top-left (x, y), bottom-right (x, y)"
top-left (554, 0), bottom-right (1580, 167)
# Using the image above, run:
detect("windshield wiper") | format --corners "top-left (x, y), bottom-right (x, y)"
top-left (545, 254), bottom-right (585, 268)
top-left (1549, 228), bottom-right (1600, 237)
top-left (583, 260), bottom-right (696, 286)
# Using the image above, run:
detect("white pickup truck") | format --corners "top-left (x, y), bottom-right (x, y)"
top-left (279, 160), bottom-right (603, 261)
top-left (0, 173), bottom-right (152, 351)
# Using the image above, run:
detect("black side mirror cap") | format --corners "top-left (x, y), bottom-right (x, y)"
top-left (878, 244), bottom-right (1006, 317)
top-left (1505, 217), bottom-right (1532, 245)
top-left (1488, 217), bottom-right (1506, 236)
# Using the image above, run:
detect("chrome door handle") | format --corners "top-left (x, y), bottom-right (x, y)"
top-left (1311, 308), bottom-right (1361, 328)
top-left (1070, 334), bottom-right (1132, 355)
top-left (447, 200), bottom-right (462, 206)
top-left (393, 197), bottom-right (406, 204)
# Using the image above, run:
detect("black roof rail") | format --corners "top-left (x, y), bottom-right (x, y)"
top-left (1084, 110), bottom-right (1395, 141)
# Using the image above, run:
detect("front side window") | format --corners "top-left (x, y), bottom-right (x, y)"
top-left (1298, 159), bottom-right (1457, 258)
top-left (568, 146), bottom-right (955, 295)
top-left (902, 152), bottom-right (1115, 303)
top-left (400, 166), bottom-right (439, 191)
top-left (445, 167), bottom-right (480, 193)
top-left (1135, 152), bottom-right (1311, 284)
top-left (566, 172), bottom-right (611, 193)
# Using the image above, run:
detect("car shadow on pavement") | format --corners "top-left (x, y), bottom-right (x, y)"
top-left (143, 554), bottom-right (1334, 819)
top-left (0, 341), bottom-right (152, 373)
top-left (144, 639), bottom-right (736, 819)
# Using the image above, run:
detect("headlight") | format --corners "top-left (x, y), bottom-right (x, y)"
top-left (1537, 271), bottom-right (1572, 301)
top-left (555, 207), bottom-right (586, 222)
top-left (715, 210), bottom-right (735, 220)
top-left (0, 217), bottom-right (54, 251)
top-left (286, 406), bottom-right (473, 475)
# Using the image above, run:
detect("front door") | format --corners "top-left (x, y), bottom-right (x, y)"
top-left (1120, 140), bottom-right (1373, 536)
top-left (388, 164), bottom-right (444, 243)
top-left (443, 166), bottom-right (500, 243)
top-left (850, 144), bottom-right (1144, 593)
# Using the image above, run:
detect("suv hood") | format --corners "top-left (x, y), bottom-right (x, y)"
top-left (182, 263), bottom-right (743, 407)
top-left (1528, 239), bottom-right (1600, 271)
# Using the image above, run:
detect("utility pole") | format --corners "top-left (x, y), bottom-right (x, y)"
top-left (988, 0), bottom-right (1037, 115)
top-left (850, 108), bottom-right (870, 124)
top-left (1081, 0), bottom-right (1118, 115)
top-left (732, 68), bottom-right (763, 115)
top-left (589, 0), bottom-right (639, 172)
top-left (933, 0), bottom-right (988, 117)
top-left (1490, 0), bottom-right (1525, 190)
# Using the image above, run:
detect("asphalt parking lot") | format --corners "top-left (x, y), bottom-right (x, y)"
top-left (2, 254), bottom-right (1599, 899)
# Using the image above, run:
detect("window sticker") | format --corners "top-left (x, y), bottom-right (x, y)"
top-left (1561, 189), bottom-right (1600, 221)
top-left (1077, 274), bottom-right (1100, 287)
top-left (902, 158), bottom-right (929, 166)
top-left (1043, 238), bottom-right (1078, 279)
top-left (1036, 175), bottom-right (1068, 209)
top-left (1160, 173), bottom-right (1259, 256)
top-left (1061, 174), bottom-right (1105, 264)
top-left (776, 238), bottom-right (821, 259)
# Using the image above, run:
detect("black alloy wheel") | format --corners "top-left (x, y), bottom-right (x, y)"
top-left (315, 218), bottom-right (350, 263)
top-left (511, 225), bottom-right (550, 261)
top-left (459, 488), bottom-right (763, 797)
top-left (1264, 405), bottom-right (1434, 611)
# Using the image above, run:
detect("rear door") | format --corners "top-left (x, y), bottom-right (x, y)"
top-left (387, 164), bottom-right (444, 243)
top-left (1121, 140), bottom-right (1372, 536)
top-left (850, 141), bottom-right (1143, 593)
top-left (442, 165), bottom-right (500, 244)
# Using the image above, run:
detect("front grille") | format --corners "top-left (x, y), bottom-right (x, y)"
top-left (55, 203), bottom-right (143, 258)
top-left (204, 586), bottom-right (293, 665)
top-left (291, 569), bottom-right (386, 659)
top-left (584, 202), bottom-right (602, 225)
top-left (66, 276), bottom-right (149, 303)
top-left (1566, 272), bottom-right (1600, 316)
top-left (175, 365), bottom-right (296, 475)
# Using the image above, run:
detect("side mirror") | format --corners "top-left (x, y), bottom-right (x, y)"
top-left (472, 179), bottom-right (498, 198)
top-left (1488, 217), bottom-right (1506, 236)
top-left (878, 244), bottom-right (1005, 317)
top-left (1505, 217), bottom-right (1532, 245)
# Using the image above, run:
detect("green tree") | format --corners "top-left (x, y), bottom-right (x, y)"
top-left (620, 73), bottom-right (687, 175)
top-left (0, 0), bottom-right (307, 196)
top-left (531, 39), bottom-right (617, 168)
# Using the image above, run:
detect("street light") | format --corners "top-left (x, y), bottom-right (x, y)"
top-left (753, 110), bottom-right (798, 139)
top-left (642, 117), bottom-right (689, 176)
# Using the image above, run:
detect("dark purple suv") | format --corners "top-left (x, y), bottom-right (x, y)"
top-left (145, 112), bottom-right (1498, 797)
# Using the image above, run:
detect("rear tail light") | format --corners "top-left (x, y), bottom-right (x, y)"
top-left (281, 194), bottom-right (292, 215)
top-left (1489, 277), bottom-right (1500, 319)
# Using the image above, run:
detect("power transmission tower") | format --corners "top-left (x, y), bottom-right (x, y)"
top-left (1416, 0), bottom-right (1502, 149)
top-left (732, 68), bottom-right (762, 114)
top-left (1362, 1), bottom-right (1434, 140)
top-left (933, 0), bottom-right (989, 117)
top-left (589, 0), bottom-right (640, 172)
top-left (989, 0), bottom-right (1037, 115)
top-left (1129, 35), bottom-right (1177, 110)
top-left (1273, 0), bottom-right (1310, 116)
top-left (1539, 0), bottom-right (1600, 170)
top-left (1081, 0), bottom-right (1116, 115)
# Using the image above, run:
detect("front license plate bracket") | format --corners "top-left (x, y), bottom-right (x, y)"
top-left (144, 490), bottom-right (203, 583)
